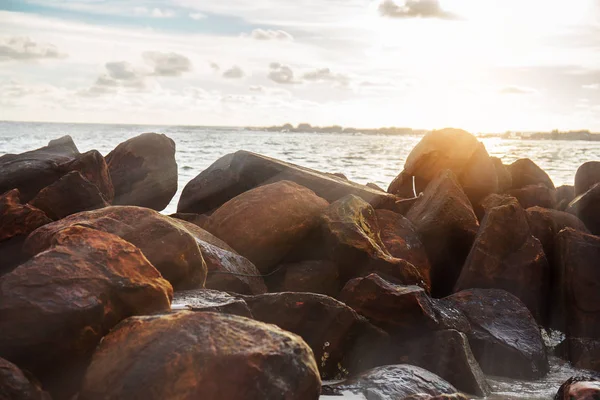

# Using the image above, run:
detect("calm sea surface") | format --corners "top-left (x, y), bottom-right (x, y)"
top-left (1, 121), bottom-right (599, 399)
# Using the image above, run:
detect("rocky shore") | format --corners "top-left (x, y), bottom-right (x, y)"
top-left (1, 128), bottom-right (599, 400)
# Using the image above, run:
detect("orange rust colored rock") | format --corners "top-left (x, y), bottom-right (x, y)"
top-left (0, 189), bottom-right (51, 243)
top-left (79, 311), bottom-right (321, 400)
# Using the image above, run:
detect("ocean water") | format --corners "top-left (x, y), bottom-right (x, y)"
top-left (2, 121), bottom-right (600, 215)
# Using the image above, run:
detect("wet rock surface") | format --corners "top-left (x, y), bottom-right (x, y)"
top-left (172, 289), bottom-right (253, 317)
top-left (0, 357), bottom-right (51, 400)
top-left (508, 158), bottom-right (556, 190)
top-left (269, 260), bottom-right (341, 297)
top-left (567, 182), bottom-right (600, 235)
top-left (555, 376), bottom-right (600, 400)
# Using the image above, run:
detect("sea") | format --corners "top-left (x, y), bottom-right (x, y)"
top-left (1, 120), bottom-right (599, 399)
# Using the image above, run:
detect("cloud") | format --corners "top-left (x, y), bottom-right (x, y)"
top-left (499, 85), bottom-right (537, 95)
top-left (105, 61), bottom-right (139, 81)
top-left (268, 63), bottom-right (301, 84)
top-left (189, 12), bottom-right (206, 20)
top-left (80, 61), bottom-right (147, 96)
top-left (302, 68), bottom-right (349, 86)
top-left (209, 62), bottom-right (220, 71)
top-left (143, 51), bottom-right (192, 76)
top-left (223, 65), bottom-right (245, 79)
top-left (0, 36), bottom-right (66, 61)
top-left (242, 29), bottom-right (294, 41)
top-left (583, 83), bottom-right (600, 90)
top-left (378, 0), bottom-right (457, 20)
top-left (134, 7), bottom-right (175, 18)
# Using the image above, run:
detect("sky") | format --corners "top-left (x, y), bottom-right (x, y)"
top-left (1, 0), bottom-right (600, 131)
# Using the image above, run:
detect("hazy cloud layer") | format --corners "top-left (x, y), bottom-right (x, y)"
top-left (242, 29), bottom-right (294, 41)
top-left (268, 62), bottom-right (300, 84)
top-left (302, 68), bottom-right (349, 86)
top-left (223, 65), bottom-right (245, 78)
top-left (143, 51), bottom-right (192, 76)
top-left (499, 85), bottom-right (537, 95)
top-left (0, 36), bottom-right (66, 61)
top-left (134, 7), bottom-right (175, 18)
top-left (379, 0), bottom-right (457, 20)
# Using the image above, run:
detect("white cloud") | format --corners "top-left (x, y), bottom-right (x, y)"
top-left (0, 36), bottom-right (66, 61)
top-left (143, 51), bottom-right (192, 76)
top-left (499, 85), bottom-right (537, 95)
top-left (134, 7), bottom-right (175, 18)
top-left (242, 29), bottom-right (294, 41)
top-left (302, 68), bottom-right (349, 86)
top-left (268, 62), bottom-right (301, 84)
top-left (189, 12), bottom-right (206, 20)
top-left (223, 65), bottom-right (245, 79)
top-left (583, 83), bottom-right (600, 90)
top-left (378, 0), bottom-right (458, 20)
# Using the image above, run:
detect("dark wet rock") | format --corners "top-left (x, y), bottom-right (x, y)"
top-left (269, 260), bottom-right (340, 297)
top-left (442, 289), bottom-right (548, 379)
top-left (454, 201), bottom-right (550, 321)
top-left (476, 193), bottom-right (519, 220)
top-left (555, 376), bottom-right (600, 400)
top-left (79, 311), bottom-right (321, 400)
top-left (204, 181), bottom-right (328, 273)
top-left (567, 183), bottom-right (600, 235)
top-left (507, 183), bottom-right (557, 209)
top-left (59, 150), bottom-right (114, 203)
top-left (388, 171), bottom-right (421, 198)
top-left (0, 357), bottom-right (51, 400)
top-left (555, 228), bottom-right (600, 339)
top-left (178, 150), bottom-right (401, 215)
top-left (323, 364), bottom-right (459, 400)
top-left (0, 226), bottom-right (172, 399)
top-left (0, 136), bottom-right (79, 202)
top-left (507, 158), bottom-right (555, 190)
top-left (0, 189), bottom-right (51, 274)
top-left (406, 170), bottom-right (479, 297)
top-left (172, 289), bottom-right (252, 317)
top-left (105, 132), bottom-right (177, 211)
top-left (392, 330), bottom-right (490, 397)
top-left (320, 195), bottom-right (429, 290)
top-left (575, 161), bottom-right (600, 197)
top-left (559, 338), bottom-right (600, 373)
top-left (527, 207), bottom-right (589, 259)
top-left (29, 171), bottom-right (110, 220)
top-left (169, 212), bottom-right (208, 228)
top-left (240, 291), bottom-right (389, 378)
top-left (24, 206), bottom-right (207, 290)
top-left (556, 185), bottom-right (576, 211)
top-left (491, 157), bottom-right (512, 192)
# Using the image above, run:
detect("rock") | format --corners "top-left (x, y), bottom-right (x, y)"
top-left (105, 132), bottom-right (177, 211)
top-left (567, 183), bottom-right (600, 235)
top-left (0, 357), bottom-right (50, 400)
top-left (0, 136), bottom-right (79, 202)
top-left (556, 185), bottom-right (575, 211)
top-left (559, 338), bottom-right (600, 372)
top-left (476, 193), bottom-right (519, 220)
top-left (442, 289), bottom-right (548, 379)
top-left (367, 182), bottom-right (385, 192)
top-left (323, 364), bottom-right (459, 400)
top-left (555, 228), bottom-right (600, 339)
top-left (59, 150), bottom-right (114, 203)
top-left (24, 206), bottom-right (207, 290)
top-left (269, 260), bottom-right (340, 297)
top-left (332, 172), bottom-right (348, 180)
top-left (388, 171), bottom-right (421, 198)
top-left (171, 218), bottom-right (236, 252)
top-left (0, 189), bottom-right (51, 274)
top-left (204, 181), bottom-right (329, 273)
top-left (454, 201), bottom-right (550, 321)
top-left (491, 157), bottom-right (512, 192)
top-left (392, 330), bottom-right (490, 397)
top-left (404, 395), bottom-right (468, 400)
top-left (555, 377), bottom-right (600, 400)
top-left (29, 171), bottom-right (110, 220)
top-left (79, 311), bottom-right (321, 400)
top-left (527, 207), bottom-right (589, 259)
top-left (320, 195), bottom-right (429, 290)
top-left (507, 158), bottom-right (555, 190)
top-left (178, 150), bottom-right (401, 215)
top-left (241, 292), bottom-right (389, 378)
top-left (507, 183), bottom-right (557, 209)
top-left (575, 161), bottom-right (600, 196)
top-left (169, 212), bottom-right (208, 228)
top-left (339, 273), bottom-right (439, 335)
top-left (0, 226), bottom-right (172, 398)
top-left (172, 289), bottom-right (252, 317)
top-left (406, 170), bottom-right (479, 297)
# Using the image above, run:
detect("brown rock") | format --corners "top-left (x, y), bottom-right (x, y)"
top-left (172, 289), bottom-right (252, 317)
top-left (406, 170), bottom-right (479, 297)
top-left (270, 260), bottom-right (340, 297)
top-left (556, 185), bottom-right (575, 211)
top-left (366, 182), bottom-right (385, 191)
top-left (559, 338), bottom-right (600, 373)
top-left (106, 132), bottom-right (177, 211)
top-left (321, 195), bottom-right (429, 290)
top-left (575, 161), bottom-right (600, 196)
top-left (204, 181), bottom-right (329, 273)
top-left (388, 171), bottom-right (421, 198)
top-left (178, 150), bottom-right (401, 215)
top-left (442, 289), bottom-right (548, 379)
top-left (59, 150), bottom-right (114, 203)
top-left (29, 171), bottom-right (110, 220)
top-left (507, 158), bottom-right (555, 190)
top-left (507, 183), bottom-right (557, 209)
top-left (0, 357), bottom-right (50, 400)
top-left (171, 218), bottom-right (236, 252)
top-left (476, 193), bottom-right (519, 220)
top-left (555, 377), bottom-right (600, 400)
top-left (169, 212), bottom-right (208, 228)
top-left (241, 292), bottom-right (389, 378)
top-left (567, 183), bottom-right (600, 235)
top-left (491, 157), bottom-right (512, 192)
top-left (0, 226), bottom-right (172, 398)
top-left (79, 311), bottom-right (321, 400)
top-left (454, 201), bottom-right (550, 321)
top-left (24, 206), bottom-right (207, 290)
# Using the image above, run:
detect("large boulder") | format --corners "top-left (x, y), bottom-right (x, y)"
top-left (555, 377), bottom-right (600, 400)
top-left (240, 292), bottom-right (388, 378)
top-left (558, 338), bottom-right (600, 372)
top-left (454, 201), bottom-right (550, 321)
top-left (323, 364), bottom-right (459, 400)
top-left (178, 150), bottom-right (400, 214)
top-left (507, 158), bottom-right (555, 190)
top-left (507, 183), bottom-right (557, 209)
top-left (24, 206), bottom-right (207, 290)
top-left (442, 289), bottom-right (548, 379)
top-left (269, 260), bottom-right (341, 297)
top-left (0, 189), bottom-right (51, 274)
top-left (0, 226), bottom-right (172, 398)
top-left (59, 150), bottom-right (114, 203)
top-left (575, 161), bottom-right (600, 196)
top-left (406, 170), bottom-right (479, 297)
top-left (105, 132), bottom-right (177, 211)
top-left (556, 185), bottom-right (576, 211)
top-left (0, 357), bottom-right (50, 400)
top-left (491, 157), bottom-right (512, 192)
top-left (204, 181), bottom-right (329, 273)
top-left (320, 195), bottom-right (429, 290)
top-left (172, 289), bottom-right (253, 317)
top-left (79, 312), bottom-right (321, 400)
top-left (29, 171), bottom-right (110, 220)
top-left (567, 183), bottom-right (600, 235)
